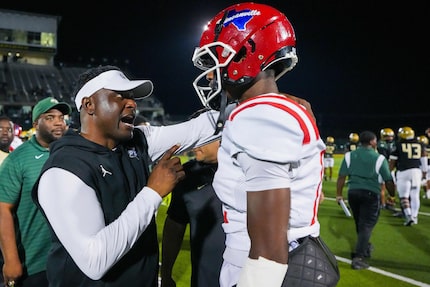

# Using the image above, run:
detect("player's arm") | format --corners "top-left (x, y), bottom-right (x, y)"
top-left (236, 153), bottom-right (290, 287)
top-left (0, 202), bottom-right (23, 284)
top-left (420, 144), bottom-right (428, 178)
top-left (247, 188), bottom-right (290, 262)
top-left (336, 175), bottom-right (347, 202)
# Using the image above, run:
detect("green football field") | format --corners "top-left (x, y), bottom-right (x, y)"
top-left (156, 154), bottom-right (430, 287)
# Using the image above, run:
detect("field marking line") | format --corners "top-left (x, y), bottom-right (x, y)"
top-left (326, 196), bottom-right (430, 286)
top-left (336, 256), bottom-right (430, 287)
top-left (325, 197), bottom-right (430, 217)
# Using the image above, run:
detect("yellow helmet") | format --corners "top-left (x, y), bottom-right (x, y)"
top-left (417, 135), bottom-right (429, 145)
top-left (326, 136), bottom-right (334, 144)
top-left (349, 133), bottom-right (359, 143)
top-left (19, 128), bottom-right (35, 140)
top-left (398, 126), bottom-right (415, 140)
top-left (380, 128), bottom-right (394, 140)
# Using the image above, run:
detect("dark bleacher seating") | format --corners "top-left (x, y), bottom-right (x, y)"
top-left (0, 62), bottom-right (166, 129)
top-left (0, 62), bottom-right (86, 107)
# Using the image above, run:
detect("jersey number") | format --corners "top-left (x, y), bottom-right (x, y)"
top-left (401, 143), bottom-right (421, 159)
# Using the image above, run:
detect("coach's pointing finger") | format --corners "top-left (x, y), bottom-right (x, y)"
top-left (147, 145), bottom-right (185, 198)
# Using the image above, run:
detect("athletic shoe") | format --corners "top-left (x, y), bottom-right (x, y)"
top-left (411, 216), bottom-right (418, 225)
top-left (404, 215), bottom-right (414, 226)
top-left (392, 211), bottom-right (404, 218)
top-left (351, 257), bottom-right (369, 270)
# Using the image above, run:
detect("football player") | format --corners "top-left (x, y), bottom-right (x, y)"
top-left (191, 3), bottom-right (339, 287)
top-left (417, 135), bottom-right (430, 199)
top-left (377, 128), bottom-right (396, 210)
top-left (346, 132), bottom-right (359, 151)
top-left (389, 127), bottom-right (428, 225)
top-left (324, 136), bottom-right (336, 181)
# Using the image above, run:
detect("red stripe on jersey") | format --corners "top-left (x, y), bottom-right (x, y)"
top-left (231, 98), bottom-right (313, 144)
top-left (311, 150), bottom-right (325, 225)
top-left (223, 210), bottom-right (229, 224)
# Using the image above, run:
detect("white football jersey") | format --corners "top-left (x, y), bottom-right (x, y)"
top-left (213, 93), bottom-right (326, 266)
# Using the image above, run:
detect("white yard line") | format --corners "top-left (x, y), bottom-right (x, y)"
top-left (325, 197), bottom-right (430, 217)
top-left (336, 256), bottom-right (430, 287)
top-left (326, 196), bottom-right (430, 286)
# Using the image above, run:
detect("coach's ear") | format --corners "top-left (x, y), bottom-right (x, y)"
top-left (81, 97), bottom-right (95, 115)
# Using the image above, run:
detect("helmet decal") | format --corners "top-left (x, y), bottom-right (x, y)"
top-left (223, 9), bottom-right (261, 31)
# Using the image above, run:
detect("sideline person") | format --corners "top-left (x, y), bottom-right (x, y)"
top-left (31, 65), bottom-right (222, 287)
top-left (161, 137), bottom-right (224, 287)
top-left (191, 3), bottom-right (339, 286)
top-left (160, 107), bottom-right (232, 287)
top-left (0, 115), bottom-right (15, 165)
top-left (336, 131), bottom-right (395, 270)
top-left (0, 97), bottom-right (71, 287)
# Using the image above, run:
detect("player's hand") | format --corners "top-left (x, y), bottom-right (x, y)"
top-left (3, 260), bottom-right (23, 287)
top-left (386, 196), bottom-right (396, 205)
top-left (147, 145), bottom-right (185, 198)
top-left (319, 192), bottom-right (325, 204)
top-left (335, 196), bottom-right (343, 204)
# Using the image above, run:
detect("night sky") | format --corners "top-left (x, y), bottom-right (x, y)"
top-left (1, 1), bottom-right (429, 139)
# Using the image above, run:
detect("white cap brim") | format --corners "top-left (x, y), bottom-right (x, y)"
top-left (74, 70), bottom-right (153, 110)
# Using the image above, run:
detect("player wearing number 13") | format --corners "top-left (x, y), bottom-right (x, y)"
top-left (389, 126), bottom-right (428, 226)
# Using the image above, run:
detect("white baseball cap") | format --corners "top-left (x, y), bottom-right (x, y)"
top-left (74, 70), bottom-right (153, 111)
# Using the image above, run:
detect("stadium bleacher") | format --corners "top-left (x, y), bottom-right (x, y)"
top-left (0, 61), bottom-right (167, 130)
top-left (0, 61), bottom-right (85, 105)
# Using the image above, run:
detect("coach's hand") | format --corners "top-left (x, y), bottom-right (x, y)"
top-left (282, 93), bottom-right (316, 122)
top-left (147, 145), bottom-right (185, 198)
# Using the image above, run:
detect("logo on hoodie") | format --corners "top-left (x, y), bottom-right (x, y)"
top-left (100, 165), bottom-right (112, 177)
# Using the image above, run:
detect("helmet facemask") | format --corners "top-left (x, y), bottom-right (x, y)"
top-left (192, 42), bottom-right (236, 110)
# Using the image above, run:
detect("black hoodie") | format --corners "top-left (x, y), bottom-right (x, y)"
top-left (32, 128), bottom-right (158, 287)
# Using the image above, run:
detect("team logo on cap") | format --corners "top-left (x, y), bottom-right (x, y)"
top-left (224, 9), bottom-right (260, 31)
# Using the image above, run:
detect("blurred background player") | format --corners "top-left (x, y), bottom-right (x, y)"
top-left (9, 123), bottom-right (23, 151)
top-left (324, 136), bottom-right (336, 181)
top-left (417, 134), bottom-right (430, 199)
top-left (346, 132), bottom-right (360, 151)
top-left (389, 126), bottom-right (428, 226)
top-left (377, 128), bottom-right (396, 210)
top-left (426, 128), bottom-right (430, 139)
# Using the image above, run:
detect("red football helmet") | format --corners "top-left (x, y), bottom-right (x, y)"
top-left (192, 2), bottom-right (298, 109)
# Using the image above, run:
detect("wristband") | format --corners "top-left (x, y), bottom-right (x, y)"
top-left (237, 256), bottom-right (288, 287)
